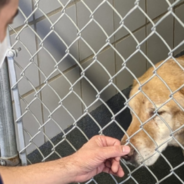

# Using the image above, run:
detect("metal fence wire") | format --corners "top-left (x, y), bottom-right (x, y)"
top-left (8, 0), bottom-right (184, 183)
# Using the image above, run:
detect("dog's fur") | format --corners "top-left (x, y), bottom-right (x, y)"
top-left (121, 56), bottom-right (184, 166)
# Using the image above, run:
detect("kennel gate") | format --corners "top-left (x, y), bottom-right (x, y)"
top-left (2, 0), bottom-right (184, 183)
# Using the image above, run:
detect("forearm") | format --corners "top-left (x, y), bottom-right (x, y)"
top-left (0, 155), bottom-right (76, 184)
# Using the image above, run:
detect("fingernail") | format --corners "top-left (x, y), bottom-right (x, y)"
top-left (122, 146), bottom-right (130, 153)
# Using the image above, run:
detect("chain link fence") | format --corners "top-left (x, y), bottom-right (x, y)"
top-left (8, 0), bottom-right (184, 183)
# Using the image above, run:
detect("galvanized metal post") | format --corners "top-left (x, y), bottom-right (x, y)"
top-left (6, 30), bottom-right (27, 166)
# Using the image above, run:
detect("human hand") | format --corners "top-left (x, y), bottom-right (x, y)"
top-left (0, 135), bottom-right (130, 184)
top-left (69, 135), bottom-right (130, 183)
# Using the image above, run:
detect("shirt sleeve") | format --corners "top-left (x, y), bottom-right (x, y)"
top-left (0, 35), bottom-right (9, 68)
top-left (0, 176), bottom-right (3, 184)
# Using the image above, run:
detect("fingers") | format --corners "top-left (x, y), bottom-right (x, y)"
top-left (94, 135), bottom-right (130, 159)
top-left (112, 158), bottom-right (120, 173)
top-left (98, 135), bottom-right (122, 147)
top-left (101, 145), bottom-right (130, 160)
top-left (103, 160), bottom-right (125, 177)
top-left (115, 156), bottom-right (120, 162)
top-left (104, 159), bottom-right (124, 177)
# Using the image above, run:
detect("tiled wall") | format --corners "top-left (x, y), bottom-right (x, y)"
top-left (10, 0), bottom-right (184, 154)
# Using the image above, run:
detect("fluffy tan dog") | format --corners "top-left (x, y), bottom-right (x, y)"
top-left (121, 56), bottom-right (184, 166)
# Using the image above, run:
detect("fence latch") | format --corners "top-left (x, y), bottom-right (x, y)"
top-left (7, 47), bottom-right (21, 58)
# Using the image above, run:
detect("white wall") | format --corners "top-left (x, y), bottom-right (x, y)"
top-left (10, 0), bottom-right (184, 154)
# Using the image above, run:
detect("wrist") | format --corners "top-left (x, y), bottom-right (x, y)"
top-left (58, 155), bottom-right (79, 184)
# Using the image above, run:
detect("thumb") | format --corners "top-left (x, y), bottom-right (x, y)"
top-left (100, 145), bottom-right (130, 160)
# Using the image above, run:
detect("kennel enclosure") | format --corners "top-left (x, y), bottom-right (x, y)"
top-left (1, 0), bottom-right (184, 184)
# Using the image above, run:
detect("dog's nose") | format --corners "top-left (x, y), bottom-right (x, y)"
top-left (122, 144), bottom-right (135, 162)
top-left (122, 154), bottom-right (133, 162)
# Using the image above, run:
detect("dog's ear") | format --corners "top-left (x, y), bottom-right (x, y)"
top-left (132, 79), bottom-right (137, 88)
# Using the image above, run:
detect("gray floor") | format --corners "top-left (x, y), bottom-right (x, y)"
top-left (27, 86), bottom-right (184, 184)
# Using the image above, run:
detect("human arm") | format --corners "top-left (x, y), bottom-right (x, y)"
top-left (0, 156), bottom-right (74, 184)
top-left (0, 135), bottom-right (130, 184)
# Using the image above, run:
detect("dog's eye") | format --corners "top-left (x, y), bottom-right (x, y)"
top-left (157, 111), bottom-right (165, 115)
top-left (149, 111), bottom-right (154, 117)
top-left (149, 110), bottom-right (166, 117)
